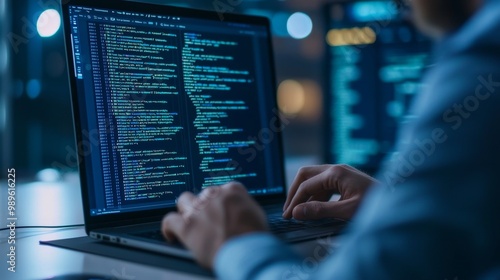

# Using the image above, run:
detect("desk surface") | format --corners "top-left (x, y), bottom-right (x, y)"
top-left (0, 157), bottom-right (336, 280)
top-left (1, 227), bottom-right (212, 280)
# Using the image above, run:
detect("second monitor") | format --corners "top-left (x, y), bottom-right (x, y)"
top-left (325, 0), bottom-right (432, 174)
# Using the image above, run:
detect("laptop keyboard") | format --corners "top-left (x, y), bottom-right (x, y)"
top-left (132, 214), bottom-right (343, 241)
top-left (133, 229), bottom-right (166, 242)
top-left (267, 213), bottom-right (342, 235)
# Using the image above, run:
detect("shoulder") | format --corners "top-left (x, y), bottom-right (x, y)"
top-left (438, 0), bottom-right (500, 59)
top-left (409, 1), bottom-right (500, 126)
top-left (385, 2), bottom-right (500, 183)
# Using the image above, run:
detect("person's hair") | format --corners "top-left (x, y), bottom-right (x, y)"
top-left (394, 0), bottom-right (476, 31)
top-left (448, 0), bottom-right (474, 27)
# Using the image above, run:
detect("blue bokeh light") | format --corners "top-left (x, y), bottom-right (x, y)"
top-left (287, 12), bottom-right (313, 39)
top-left (27, 79), bottom-right (42, 99)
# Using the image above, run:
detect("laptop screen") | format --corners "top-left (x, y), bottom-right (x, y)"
top-left (66, 4), bottom-right (285, 216)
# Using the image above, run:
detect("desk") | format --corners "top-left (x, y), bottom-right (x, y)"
top-left (1, 157), bottom-right (339, 279)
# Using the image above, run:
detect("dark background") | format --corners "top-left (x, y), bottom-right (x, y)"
top-left (1, 0), bottom-right (331, 179)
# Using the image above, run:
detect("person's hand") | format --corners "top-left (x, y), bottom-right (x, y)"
top-left (283, 164), bottom-right (377, 221)
top-left (161, 182), bottom-right (268, 268)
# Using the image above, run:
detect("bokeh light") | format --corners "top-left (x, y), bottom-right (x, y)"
top-left (326, 27), bottom-right (376, 46)
top-left (27, 79), bottom-right (41, 99)
top-left (298, 80), bottom-right (323, 121)
top-left (36, 168), bottom-right (62, 182)
top-left (37, 9), bottom-right (61, 38)
top-left (287, 12), bottom-right (313, 39)
top-left (278, 79), bottom-right (306, 115)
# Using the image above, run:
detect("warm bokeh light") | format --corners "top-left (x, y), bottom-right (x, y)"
top-left (287, 12), bottom-right (313, 39)
top-left (37, 9), bottom-right (61, 38)
top-left (326, 26), bottom-right (376, 46)
top-left (278, 79), bottom-right (306, 115)
top-left (298, 80), bottom-right (323, 121)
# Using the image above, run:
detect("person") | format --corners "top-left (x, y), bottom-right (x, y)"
top-left (162, 0), bottom-right (500, 278)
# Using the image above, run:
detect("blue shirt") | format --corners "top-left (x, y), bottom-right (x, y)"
top-left (215, 0), bottom-right (500, 279)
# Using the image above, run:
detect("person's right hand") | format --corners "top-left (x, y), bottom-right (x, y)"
top-left (282, 164), bottom-right (377, 221)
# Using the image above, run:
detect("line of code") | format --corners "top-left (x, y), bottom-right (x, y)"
top-left (182, 32), bottom-right (258, 188)
top-left (89, 22), bottom-right (190, 207)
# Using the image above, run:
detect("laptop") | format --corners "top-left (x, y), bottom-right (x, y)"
top-left (61, 0), bottom-right (345, 259)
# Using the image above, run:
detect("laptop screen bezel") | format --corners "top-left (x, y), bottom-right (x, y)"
top-left (61, 0), bottom-right (287, 232)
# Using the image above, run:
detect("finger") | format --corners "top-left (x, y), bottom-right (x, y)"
top-left (308, 193), bottom-right (333, 202)
top-left (338, 164), bottom-right (359, 173)
top-left (199, 186), bottom-right (220, 200)
top-left (283, 170), bottom-right (334, 219)
top-left (340, 165), bottom-right (378, 183)
top-left (283, 166), bottom-right (329, 211)
top-left (292, 200), bottom-right (356, 221)
top-left (284, 166), bottom-right (315, 211)
top-left (161, 212), bottom-right (186, 242)
top-left (177, 192), bottom-right (197, 215)
top-left (221, 181), bottom-right (246, 192)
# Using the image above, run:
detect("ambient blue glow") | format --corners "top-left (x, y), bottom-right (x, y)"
top-left (272, 12), bottom-right (290, 37)
top-left (246, 9), bottom-right (273, 20)
top-left (351, 1), bottom-right (397, 22)
top-left (13, 79), bottom-right (24, 98)
top-left (287, 12), bottom-right (313, 39)
top-left (0, 41), bottom-right (7, 72)
top-left (37, 9), bottom-right (61, 37)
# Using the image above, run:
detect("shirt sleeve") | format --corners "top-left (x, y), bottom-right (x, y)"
top-left (214, 233), bottom-right (303, 280)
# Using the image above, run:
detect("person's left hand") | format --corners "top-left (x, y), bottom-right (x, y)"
top-left (161, 182), bottom-right (268, 268)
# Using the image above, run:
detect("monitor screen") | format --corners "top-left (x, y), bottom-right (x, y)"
top-left (67, 4), bottom-right (284, 216)
top-left (325, 1), bottom-right (432, 174)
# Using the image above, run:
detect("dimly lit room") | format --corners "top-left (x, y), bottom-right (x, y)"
top-left (1, 0), bottom-right (500, 279)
